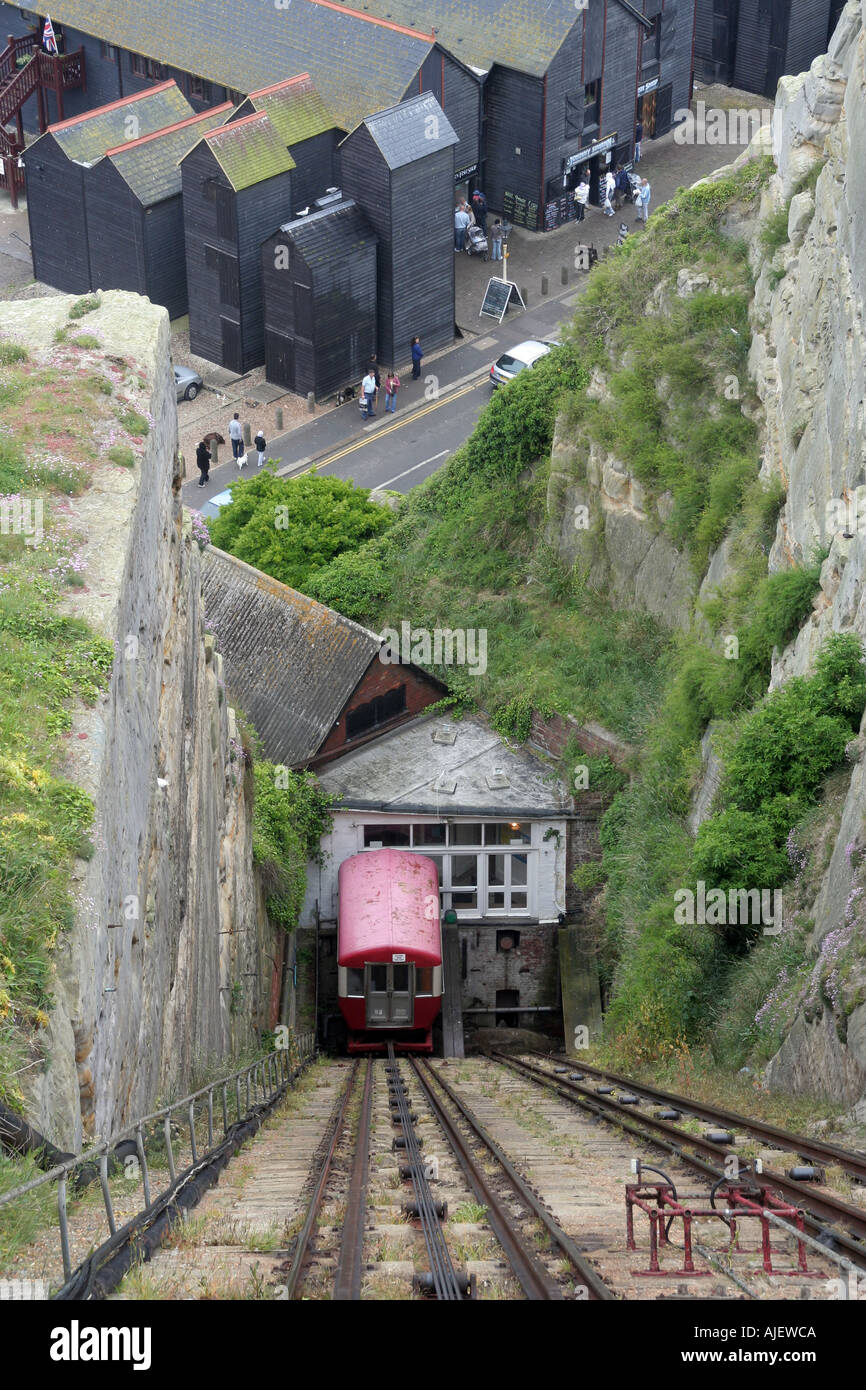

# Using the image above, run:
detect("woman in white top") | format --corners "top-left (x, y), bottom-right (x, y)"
top-left (603, 169), bottom-right (616, 216)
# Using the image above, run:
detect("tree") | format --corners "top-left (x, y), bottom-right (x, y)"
top-left (207, 472), bottom-right (395, 593)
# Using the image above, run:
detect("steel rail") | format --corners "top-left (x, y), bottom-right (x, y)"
top-left (333, 1060), bottom-right (373, 1301)
top-left (493, 1051), bottom-right (866, 1265)
top-left (283, 1061), bottom-right (359, 1300)
top-left (530, 1051), bottom-right (866, 1180)
top-left (387, 1044), bottom-right (464, 1300)
top-left (416, 1059), bottom-right (613, 1300)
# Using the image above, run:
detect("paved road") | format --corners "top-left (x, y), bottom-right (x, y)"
top-left (183, 290), bottom-right (572, 507)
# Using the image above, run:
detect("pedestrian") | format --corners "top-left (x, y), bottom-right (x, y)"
top-left (369, 355), bottom-right (381, 411)
top-left (196, 439), bottom-right (211, 486)
top-left (228, 411), bottom-right (243, 459)
top-left (361, 369), bottom-right (377, 418)
top-left (411, 336), bottom-right (423, 380)
top-left (637, 177), bottom-right (651, 223)
top-left (454, 202), bottom-right (470, 251)
top-left (635, 118), bottom-right (643, 162)
top-left (470, 188), bottom-right (487, 234)
top-left (603, 168), bottom-right (616, 216)
top-left (254, 428), bottom-right (267, 467)
top-left (575, 177), bottom-right (588, 222)
top-left (490, 218), bottom-right (503, 260)
top-left (384, 368), bottom-right (400, 413)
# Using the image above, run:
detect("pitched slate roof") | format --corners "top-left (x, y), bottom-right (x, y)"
top-left (202, 112), bottom-right (296, 191)
top-left (234, 74), bottom-right (336, 149)
top-left (103, 103), bottom-right (232, 206)
top-left (40, 0), bottom-right (436, 133)
top-left (272, 199), bottom-right (376, 270)
top-left (352, 93), bottom-right (457, 170)
top-left (323, 0), bottom-right (580, 76)
top-left (200, 546), bottom-right (383, 767)
top-left (45, 80), bottom-right (193, 165)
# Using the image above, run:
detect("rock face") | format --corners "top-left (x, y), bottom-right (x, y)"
top-left (2, 293), bottom-right (284, 1148)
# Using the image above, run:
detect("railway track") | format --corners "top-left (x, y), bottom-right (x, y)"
top-left (493, 1051), bottom-right (866, 1268)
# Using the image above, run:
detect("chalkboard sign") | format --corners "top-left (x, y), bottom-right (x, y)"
top-left (479, 278), bottom-right (526, 322)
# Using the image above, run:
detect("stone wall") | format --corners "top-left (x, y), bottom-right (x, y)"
top-left (1, 292), bottom-right (284, 1148)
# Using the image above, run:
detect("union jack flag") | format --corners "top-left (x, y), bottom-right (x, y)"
top-left (42, 15), bottom-right (58, 54)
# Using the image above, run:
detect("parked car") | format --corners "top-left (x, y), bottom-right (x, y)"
top-left (174, 365), bottom-right (203, 401)
top-left (200, 489), bottom-right (232, 520)
top-left (489, 339), bottom-right (560, 387)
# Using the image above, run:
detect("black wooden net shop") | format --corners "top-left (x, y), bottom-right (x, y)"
top-left (227, 74), bottom-right (340, 218)
top-left (261, 200), bottom-right (378, 401)
top-left (339, 94), bottom-right (458, 369)
top-left (693, 0), bottom-right (846, 98)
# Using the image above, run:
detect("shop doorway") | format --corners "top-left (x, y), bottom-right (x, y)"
top-left (638, 89), bottom-right (657, 139)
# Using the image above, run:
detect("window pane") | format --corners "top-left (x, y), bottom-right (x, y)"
top-left (347, 968), bottom-right (364, 997)
top-left (452, 890), bottom-right (477, 908)
top-left (488, 854), bottom-right (505, 887)
top-left (451, 822), bottom-right (483, 845)
top-left (416, 967), bottom-right (433, 996)
top-left (392, 964), bottom-right (409, 991)
top-left (414, 823), bottom-right (446, 846)
top-left (363, 824), bottom-right (410, 848)
top-left (369, 965), bottom-right (388, 992)
top-left (511, 855), bottom-right (528, 886)
top-left (511, 892), bottom-right (528, 909)
top-left (451, 855), bottom-right (477, 887)
top-left (488, 891), bottom-right (505, 909)
top-left (486, 822), bottom-right (530, 844)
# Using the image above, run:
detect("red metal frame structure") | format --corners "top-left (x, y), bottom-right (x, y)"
top-left (0, 33), bottom-right (87, 207)
top-left (626, 1180), bottom-right (823, 1278)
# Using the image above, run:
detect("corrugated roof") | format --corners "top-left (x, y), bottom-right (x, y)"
top-left (104, 103), bottom-right (232, 205)
top-left (200, 546), bottom-right (383, 767)
top-left (39, 0), bottom-right (436, 133)
top-left (355, 93), bottom-right (457, 170)
top-left (274, 199), bottom-right (377, 269)
top-left (323, 0), bottom-right (580, 75)
top-left (202, 112), bottom-right (296, 191)
top-left (44, 80), bottom-right (193, 164)
top-left (238, 74), bottom-right (336, 148)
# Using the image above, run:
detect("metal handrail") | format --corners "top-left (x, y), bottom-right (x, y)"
top-left (0, 1031), bottom-right (316, 1283)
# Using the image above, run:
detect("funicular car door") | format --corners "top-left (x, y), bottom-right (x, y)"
top-left (365, 961), bottom-right (415, 1026)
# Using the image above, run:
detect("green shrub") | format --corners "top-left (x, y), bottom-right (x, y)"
top-left (108, 444), bottom-right (135, 469)
top-left (0, 341), bottom-right (27, 365)
top-left (119, 410), bottom-right (149, 436)
top-left (68, 295), bottom-right (100, 319)
top-left (70, 334), bottom-right (100, 350)
top-left (252, 763), bottom-right (333, 930)
top-left (760, 207), bottom-right (790, 259)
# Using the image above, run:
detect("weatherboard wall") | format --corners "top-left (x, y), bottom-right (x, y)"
top-left (85, 159), bottom-right (148, 301)
top-left (24, 134), bottom-right (91, 294)
top-left (483, 66), bottom-right (544, 219)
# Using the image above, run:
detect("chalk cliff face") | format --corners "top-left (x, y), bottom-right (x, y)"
top-left (2, 293), bottom-right (282, 1148)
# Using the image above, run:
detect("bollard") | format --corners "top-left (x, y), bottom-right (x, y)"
top-left (243, 421), bottom-right (251, 445)
top-left (561, 265), bottom-right (569, 285)
top-left (520, 286), bottom-right (528, 305)
top-left (541, 274), bottom-right (549, 295)
top-left (275, 407), bottom-right (283, 430)
top-left (307, 391), bottom-right (315, 413)
top-left (211, 440), bottom-right (219, 466)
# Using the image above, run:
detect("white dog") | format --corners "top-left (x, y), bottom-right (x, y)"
top-left (237, 451), bottom-right (249, 470)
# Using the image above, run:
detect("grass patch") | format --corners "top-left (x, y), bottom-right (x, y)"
top-left (108, 444), bottom-right (135, 469)
top-left (0, 341), bottom-right (27, 365)
top-left (68, 295), bottom-right (100, 320)
top-left (119, 410), bottom-right (149, 437)
top-left (69, 334), bottom-right (100, 350)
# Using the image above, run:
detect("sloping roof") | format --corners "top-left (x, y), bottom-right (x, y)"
top-left (236, 74), bottom-right (336, 148)
top-left (321, 0), bottom-right (581, 76)
top-left (44, 81), bottom-right (193, 165)
top-left (200, 546), bottom-right (383, 766)
top-left (315, 712), bottom-right (573, 814)
top-left (353, 93), bottom-right (458, 170)
top-left (202, 112), bottom-right (296, 191)
top-left (274, 199), bottom-right (377, 269)
top-left (104, 103), bottom-right (232, 205)
top-left (39, 0), bottom-right (436, 133)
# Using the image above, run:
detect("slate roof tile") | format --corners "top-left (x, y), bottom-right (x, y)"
top-left (236, 74), bottom-right (336, 148)
top-left (45, 80), bottom-right (193, 164)
top-left (353, 93), bottom-right (457, 170)
top-left (202, 112), bottom-right (296, 191)
top-left (200, 546), bottom-right (382, 767)
top-left (40, 0), bottom-right (436, 132)
top-left (104, 103), bottom-right (232, 206)
top-left (274, 199), bottom-right (376, 270)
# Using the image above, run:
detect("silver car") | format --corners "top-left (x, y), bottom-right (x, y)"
top-left (489, 339), bottom-right (559, 387)
top-left (174, 365), bottom-right (203, 401)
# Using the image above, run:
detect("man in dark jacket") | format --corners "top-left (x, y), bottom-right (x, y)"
top-left (615, 166), bottom-right (632, 210)
top-left (411, 336), bottom-right (423, 380)
top-left (471, 189), bottom-right (487, 234)
top-left (196, 440), bottom-right (211, 486)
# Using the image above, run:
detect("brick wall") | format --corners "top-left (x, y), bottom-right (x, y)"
top-left (459, 923), bottom-right (561, 1032)
top-left (528, 710), bottom-right (632, 765)
top-left (313, 657), bottom-right (444, 762)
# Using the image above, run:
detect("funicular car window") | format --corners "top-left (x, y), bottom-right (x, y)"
top-left (416, 967), bottom-right (434, 996)
top-left (392, 964), bottom-right (410, 992)
top-left (370, 965), bottom-right (388, 992)
top-left (347, 968), bottom-right (364, 997)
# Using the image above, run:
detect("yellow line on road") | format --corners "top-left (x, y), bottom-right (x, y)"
top-left (297, 379), bottom-right (484, 474)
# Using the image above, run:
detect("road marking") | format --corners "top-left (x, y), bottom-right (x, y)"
top-left (298, 380), bottom-right (483, 473)
top-left (379, 451), bottom-right (449, 489)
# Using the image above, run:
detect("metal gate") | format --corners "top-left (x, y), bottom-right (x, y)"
top-left (366, 962), bottom-right (414, 1027)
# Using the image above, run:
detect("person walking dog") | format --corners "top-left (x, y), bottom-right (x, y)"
top-left (254, 428), bottom-right (267, 467)
top-left (411, 336), bottom-right (423, 380)
top-left (196, 439), bottom-right (211, 486)
top-left (228, 412), bottom-right (243, 459)
top-left (384, 369), bottom-right (400, 413)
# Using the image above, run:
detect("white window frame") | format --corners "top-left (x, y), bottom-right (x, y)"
top-left (359, 819), bottom-right (536, 919)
